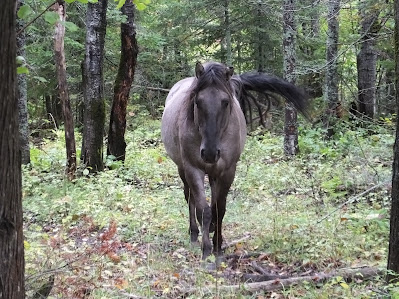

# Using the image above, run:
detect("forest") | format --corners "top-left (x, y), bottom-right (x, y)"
top-left (1, 0), bottom-right (399, 297)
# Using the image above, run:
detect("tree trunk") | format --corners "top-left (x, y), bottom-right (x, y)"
top-left (17, 0), bottom-right (30, 165)
top-left (387, 0), bottom-right (399, 283)
top-left (0, 0), bottom-right (25, 297)
top-left (221, 0), bottom-right (232, 65)
top-left (325, 0), bottom-right (340, 137)
top-left (357, 2), bottom-right (379, 119)
top-left (107, 0), bottom-right (138, 162)
top-left (282, 0), bottom-right (298, 156)
top-left (81, 0), bottom-right (108, 172)
top-left (54, 0), bottom-right (77, 179)
top-left (255, 2), bottom-right (267, 72)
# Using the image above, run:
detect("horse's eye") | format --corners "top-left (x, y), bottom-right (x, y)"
top-left (222, 100), bottom-right (229, 108)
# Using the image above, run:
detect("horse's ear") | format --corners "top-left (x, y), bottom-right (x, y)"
top-left (195, 62), bottom-right (205, 78)
top-left (226, 66), bottom-right (234, 81)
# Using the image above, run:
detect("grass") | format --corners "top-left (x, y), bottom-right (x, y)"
top-left (23, 112), bottom-right (399, 298)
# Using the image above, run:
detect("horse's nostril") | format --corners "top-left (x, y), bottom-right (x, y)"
top-left (201, 149), bottom-right (205, 158)
top-left (217, 149), bottom-right (221, 157)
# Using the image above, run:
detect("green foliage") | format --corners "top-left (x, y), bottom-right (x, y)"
top-left (22, 113), bottom-right (394, 297)
top-left (17, 4), bottom-right (33, 19)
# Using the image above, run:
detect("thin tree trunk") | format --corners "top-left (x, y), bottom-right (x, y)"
top-left (224, 0), bottom-right (232, 65)
top-left (0, 0), bottom-right (25, 297)
top-left (282, 0), bottom-right (298, 155)
top-left (357, 2), bottom-right (379, 119)
top-left (325, 0), bottom-right (340, 137)
top-left (387, 0), bottom-right (399, 283)
top-left (17, 0), bottom-right (30, 165)
top-left (81, 0), bottom-right (108, 172)
top-left (107, 0), bottom-right (138, 162)
top-left (54, 0), bottom-right (77, 179)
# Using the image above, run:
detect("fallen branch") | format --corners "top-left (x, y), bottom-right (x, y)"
top-left (218, 266), bottom-right (383, 293)
top-left (222, 234), bottom-right (251, 250)
top-left (315, 180), bottom-right (390, 225)
top-left (132, 85), bottom-right (170, 93)
top-left (187, 266), bottom-right (382, 295)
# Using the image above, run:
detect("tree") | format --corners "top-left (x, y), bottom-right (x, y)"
top-left (81, 0), bottom-right (108, 172)
top-left (282, 0), bottom-right (298, 155)
top-left (17, 0), bottom-right (31, 165)
top-left (325, 0), bottom-right (340, 137)
top-left (107, 0), bottom-right (138, 162)
top-left (387, 0), bottom-right (399, 284)
top-left (357, 0), bottom-right (380, 119)
top-left (54, 0), bottom-right (77, 179)
top-left (0, 0), bottom-right (25, 297)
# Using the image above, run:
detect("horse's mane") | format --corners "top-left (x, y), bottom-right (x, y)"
top-left (183, 62), bottom-right (309, 126)
top-left (185, 62), bottom-right (238, 121)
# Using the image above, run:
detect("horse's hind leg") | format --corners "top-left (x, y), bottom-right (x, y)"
top-left (178, 168), bottom-right (199, 243)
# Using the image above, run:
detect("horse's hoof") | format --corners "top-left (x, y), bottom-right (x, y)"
top-left (209, 222), bottom-right (215, 233)
top-left (201, 259), bottom-right (216, 271)
top-left (215, 255), bottom-right (225, 268)
top-left (190, 240), bottom-right (200, 248)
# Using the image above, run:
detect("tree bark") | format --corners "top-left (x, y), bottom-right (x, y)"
top-left (17, 0), bottom-right (30, 165)
top-left (82, 0), bottom-right (108, 172)
top-left (325, 0), bottom-right (340, 137)
top-left (357, 1), bottom-right (379, 119)
top-left (387, 0), bottom-right (399, 283)
top-left (223, 0), bottom-right (232, 66)
top-left (54, 0), bottom-right (77, 179)
top-left (107, 0), bottom-right (138, 162)
top-left (0, 0), bottom-right (25, 297)
top-left (282, 0), bottom-right (298, 156)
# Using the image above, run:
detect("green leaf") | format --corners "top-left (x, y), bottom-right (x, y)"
top-left (16, 56), bottom-right (26, 65)
top-left (33, 76), bottom-right (48, 83)
top-left (135, 2), bottom-right (146, 10)
top-left (63, 21), bottom-right (79, 32)
top-left (141, 0), bottom-right (151, 4)
top-left (44, 11), bottom-right (60, 25)
top-left (88, 0), bottom-right (98, 3)
top-left (116, 0), bottom-right (126, 9)
top-left (17, 66), bottom-right (29, 74)
top-left (76, 0), bottom-right (89, 3)
top-left (340, 282), bottom-right (349, 289)
top-left (65, 0), bottom-right (76, 3)
top-left (17, 5), bottom-right (33, 19)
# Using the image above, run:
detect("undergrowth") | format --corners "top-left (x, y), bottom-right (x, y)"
top-left (23, 112), bottom-right (398, 298)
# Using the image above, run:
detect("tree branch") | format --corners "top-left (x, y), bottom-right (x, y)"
top-left (17, 1), bottom-right (57, 36)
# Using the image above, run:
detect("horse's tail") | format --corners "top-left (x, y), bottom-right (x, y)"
top-left (238, 72), bottom-right (311, 121)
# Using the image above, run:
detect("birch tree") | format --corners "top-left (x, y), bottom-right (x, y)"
top-left (282, 0), bottom-right (298, 155)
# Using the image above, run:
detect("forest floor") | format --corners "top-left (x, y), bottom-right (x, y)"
top-left (23, 110), bottom-right (398, 298)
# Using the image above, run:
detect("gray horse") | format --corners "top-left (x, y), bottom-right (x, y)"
top-left (161, 61), bottom-right (309, 261)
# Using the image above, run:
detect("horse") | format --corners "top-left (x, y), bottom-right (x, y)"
top-left (161, 61), bottom-right (309, 262)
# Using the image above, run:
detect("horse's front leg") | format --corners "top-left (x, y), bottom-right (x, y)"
top-left (210, 166), bottom-right (236, 257)
top-left (184, 166), bottom-right (212, 260)
top-left (178, 168), bottom-right (199, 244)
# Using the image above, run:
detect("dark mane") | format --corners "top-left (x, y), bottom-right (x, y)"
top-left (185, 62), bottom-right (237, 121)
top-left (190, 62), bottom-right (235, 97)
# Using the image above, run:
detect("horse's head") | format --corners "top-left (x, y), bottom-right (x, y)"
top-left (191, 62), bottom-right (235, 164)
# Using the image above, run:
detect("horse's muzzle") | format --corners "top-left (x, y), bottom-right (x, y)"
top-left (201, 148), bottom-right (221, 164)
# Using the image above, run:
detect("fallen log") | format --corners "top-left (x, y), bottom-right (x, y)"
top-left (219, 266), bottom-right (383, 293)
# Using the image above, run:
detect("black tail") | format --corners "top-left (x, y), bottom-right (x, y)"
top-left (238, 72), bottom-right (311, 123)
